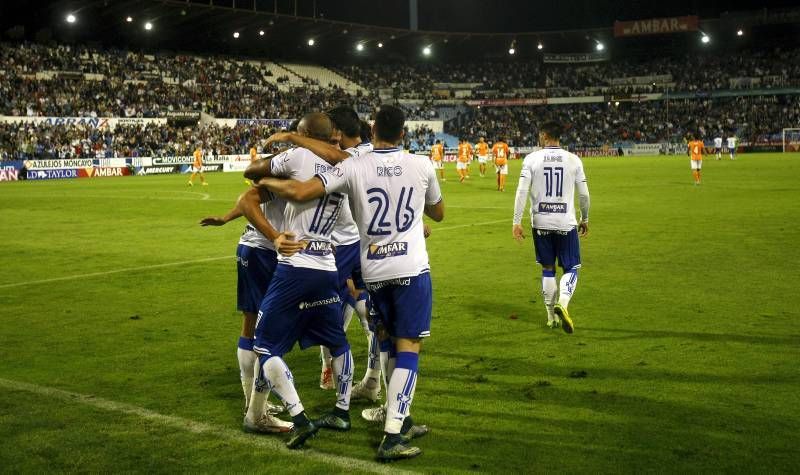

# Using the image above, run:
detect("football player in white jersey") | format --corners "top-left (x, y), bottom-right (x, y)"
top-left (713, 136), bottom-right (723, 160)
top-left (246, 113), bottom-right (356, 449)
top-left (727, 135), bottom-right (737, 160)
top-left (200, 187), bottom-right (298, 434)
top-left (512, 120), bottom-right (590, 333)
top-left (256, 105), bottom-right (444, 461)
top-left (253, 108), bottom-right (383, 401)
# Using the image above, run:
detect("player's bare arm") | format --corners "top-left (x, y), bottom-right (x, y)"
top-left (200, 207), bottom-right (242, 226)
top-left (256, 176), bottom-right (326, 202)
top-left (512, 224), bottom-right (525, 242)
top-left (243, 157), bottom-right (272, 182)
top-left (424, 200), bottom-right (445, 222)
top-left (265, 132), bottom-right (348, 165)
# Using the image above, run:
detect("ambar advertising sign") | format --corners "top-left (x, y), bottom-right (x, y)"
top-left (614, 16), bottom-right (699, 37)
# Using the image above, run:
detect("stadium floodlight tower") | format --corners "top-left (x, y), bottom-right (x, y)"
top-left (782, 128), bottom-right (800, 153)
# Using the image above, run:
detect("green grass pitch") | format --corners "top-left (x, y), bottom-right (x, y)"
top-left (1, 153), bottom-right (798, 473)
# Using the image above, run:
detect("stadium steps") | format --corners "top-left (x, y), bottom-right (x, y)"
top-left (278, 63), bottom-right (367, 93)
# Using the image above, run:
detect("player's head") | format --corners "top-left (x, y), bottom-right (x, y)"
top-left (326, 106), bottom-right (361, 140)
top-left (479, 137), bottom-right (485, 143)
top-left (538, 120), bottom-right (563, 145)
top-left (373, 105), bottom-right (405, 144)
top-left (435, 139), bottom-right (441, 144)
top-left (359, 119), bottom-right (372, 143)
top-left (297, 112), bottom-right (333, 141)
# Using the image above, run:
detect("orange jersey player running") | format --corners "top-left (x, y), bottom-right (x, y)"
top-left (492, 139), bottom-right (510, 191)
top-left (457, 139), bottom-right (473, 183)
top-left (188, 146), bottom-right (208, 186)
top-left (688, 135), bottom-right (704, 185)
top-left (430, 140), bottom-right (445, 181)
top-left (475, 137), bottom-right (490, 177)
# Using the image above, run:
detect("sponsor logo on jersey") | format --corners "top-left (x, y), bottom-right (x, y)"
top-left (298, 295), bottom-right (341, 310)
top-left (538, 202), bottom-right (567, 213)
top-left (376, 166), bottom-right (403, 177)
top-left (366, 277), bottom-right (413, 291)
top-left (367, 242), bottom-right (408, 260)
top-left (302, 240), bottom-right (334, 256)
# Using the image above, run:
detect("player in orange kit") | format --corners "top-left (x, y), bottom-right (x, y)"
top-left (430, 139), bottom-right (445, 181)
top-left (188, 145), bottom-right (208, 186)
top-left (245, 144), bottom-right (259, 185)
top-left (688, 134), bottom-right (704, 185)
top-left (457, 139), bottom-right (473, 183)
top-left (492, 138), bottom-right (510, 191)
top-left (475, 137), bottom-right (490, 177)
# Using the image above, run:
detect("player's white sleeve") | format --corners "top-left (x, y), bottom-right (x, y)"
top-left (577, 181), bottom-right (590, 223)
top-left (317, 161), bottom-right (350, 194)
top-left (345, 143), bottom-right (373, 158)
top-left (424, 160), bottom-right (443, 205)
top-left (269, 150), bottom-right (293, 177)
top-left (513, 163), bottom-right (531, 225)
top-left (575, 160), bottom-right (590, 223)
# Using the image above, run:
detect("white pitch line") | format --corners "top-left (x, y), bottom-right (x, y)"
top-left (0, 256), bottom-right (233, 290)
top-left (0, 378), bottom-right (416, 475)
top-left (432, 218), bottom-right (507, 232)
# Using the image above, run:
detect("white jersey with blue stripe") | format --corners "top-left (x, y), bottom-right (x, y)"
top-left (238, 195), bottom-right (286, 251)
top-left (331, 142), bottom-right (373, 247)
top-left (515, 146), bottom-right (588, 232)
top-left (270, 147), bottom-right (343, 272)
top-left (318, 146), bottom-right (442, 283)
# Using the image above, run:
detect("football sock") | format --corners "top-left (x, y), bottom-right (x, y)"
top-left (237, 336), bottom-right (256, 409)
top-left (331, 346), bottom-right (354, 411)
top-left (362, 331), bottom-right (381, 389)
top-left (384, 351), bottom-right (419, 434)
top-left (559, 269), bottom-right (579, 309)
top-left (342, 303), bottom-right (355, 332)
top-left (542, 269), bottom-right (557, 323)
top-left (320, 346), bottom-right (332, 370)
top-left (355, 292), bottom-right (369, 333)
top-left (379, 339), bottom-right (395, 393)
top-left (262, 356), bottom-right (304, 417)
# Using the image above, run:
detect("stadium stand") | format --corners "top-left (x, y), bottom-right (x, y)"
top-left (1, 40), bottom-right (798, 159)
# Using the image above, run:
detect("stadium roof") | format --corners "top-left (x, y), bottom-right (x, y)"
top-left (3, 0), bottom-right (800, 61)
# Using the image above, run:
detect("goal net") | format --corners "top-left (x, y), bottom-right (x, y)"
top-left (782, 128), bottom-right (800, 153)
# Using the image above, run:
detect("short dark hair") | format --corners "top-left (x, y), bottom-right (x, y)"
top-left (326, 106), bottom-right (361, 139)
top-left (374, 105), bottom-right (405, 143)
top-left (288, 119), bottom-right (301, 132)
top-left (539, 120), bottom-right (563, 140)
top-left (435, 139), bottom-right (441, 144)
top-left (359, 120), bottom-right (372, 143)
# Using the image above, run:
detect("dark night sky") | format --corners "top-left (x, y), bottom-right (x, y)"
top-left (311, 0), bottom-right (800, 32)
top-left (4, 0), bottom-right (800, 33)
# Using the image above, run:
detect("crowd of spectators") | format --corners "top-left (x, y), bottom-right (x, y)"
top-left (403, 124), bottom-right (437, 151)
top-left (448, 95), bottom-right (800, 147)
top-left (0, 121), bottom-right (283, 160)
top-left (333, 48), bottom-right (800, 98)
top-left (1, 41), bottom-right (798, 158)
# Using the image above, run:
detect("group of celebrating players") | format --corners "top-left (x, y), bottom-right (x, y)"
top-left (202, 105), bottom-right (443, 461)
top-left (200, 105), bottom-right (591, 462)
top-left (428, 136), bottom-right (512, 191)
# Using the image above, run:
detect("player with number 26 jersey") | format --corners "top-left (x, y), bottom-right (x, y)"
top-left (317, 146), bottom-right (442, 283)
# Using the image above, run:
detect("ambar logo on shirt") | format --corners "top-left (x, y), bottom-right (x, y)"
top-left (538, 202), bottom-right (567, 213)
top-left (367, 242), bottom-right (408, 260)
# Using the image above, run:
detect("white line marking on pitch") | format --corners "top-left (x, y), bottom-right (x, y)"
top-left (0, 256), bottom-right (233, 290)
top-left (0, 378), bottom-right (415, 475)
top-left (433, 219), bottom-right (507, 231)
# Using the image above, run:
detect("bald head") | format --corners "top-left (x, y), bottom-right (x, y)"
top-left (297, 112), bottom-right (333, 142)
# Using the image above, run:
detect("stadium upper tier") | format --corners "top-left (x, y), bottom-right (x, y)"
top-left (2, 42), bottom-right (799, 119)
